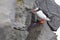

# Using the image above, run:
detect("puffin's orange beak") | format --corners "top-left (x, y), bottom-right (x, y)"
top-left (39, 19), bottom-right (45, 24)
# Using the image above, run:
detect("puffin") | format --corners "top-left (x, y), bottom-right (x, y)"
top-left (31, 8), bottom-right (50, 24)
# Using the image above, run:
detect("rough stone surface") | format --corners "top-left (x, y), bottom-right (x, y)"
top-left (0, 0), bottom-right (28, 40)
top-left (26, 22), bottom-right (57, 40)
top-left (0, 0), bottom-right (57, 40)
top-left (0, 0), bottom-right (16, 27)
top-left (35, 0), bottom-right (60, 31)
top-left (37, 22), bottom-right (57, 40)
top-left (0, 25), bottom-right (28, 40)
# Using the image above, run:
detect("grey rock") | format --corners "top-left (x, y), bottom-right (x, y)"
top-left (0, 0), bottom-right (57, 40)
top-left (34, 0), bottom-right (60, 31)
top-left (23, 0), bottom-right (35, 9)
top-left (37, 22), bottom-right (57, 40)
top-left (26, 22), bottom-right (57, 40)
top-left (0, 26), bottom-right (28, 40)
top-left (0, 0), bottom-right (28, 40)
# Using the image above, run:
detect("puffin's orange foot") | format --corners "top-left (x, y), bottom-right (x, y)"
top-left (39, 19), bottom-right (45, 24)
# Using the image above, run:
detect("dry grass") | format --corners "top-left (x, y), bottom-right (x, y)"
top-left (17, 0), bottom-right (23, 5)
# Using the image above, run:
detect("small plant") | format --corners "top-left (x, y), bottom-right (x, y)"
top-left (17, 0), bottom-right (23, 4)
top-left (17, 0), bottom-right (23, 2)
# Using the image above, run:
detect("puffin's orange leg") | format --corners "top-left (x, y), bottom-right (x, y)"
top-left (39, 19), bottom-right (45, 24)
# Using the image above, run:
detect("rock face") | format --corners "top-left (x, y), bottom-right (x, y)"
top-left (26, 22), bottom-right (57, 40)
top-left (0, 0), bottom-right (29, 40)
top-left (34, 0), bottom-right (60, 31)
top-left (23, 0), bottom-right (35, 9)
top-left (0, 0), bottom-right (57, 40)
top-left (0, 0), bottom-right (27, 40)
top-left (0, 25), bottom-right (28, 40)
top-left (37, 23), bottom-right (57, 40)
top-left (0, 0), bottom-right (16, 27)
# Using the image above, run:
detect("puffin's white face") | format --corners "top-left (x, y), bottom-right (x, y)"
top-left (55, 0), bottom-right (60, 6)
